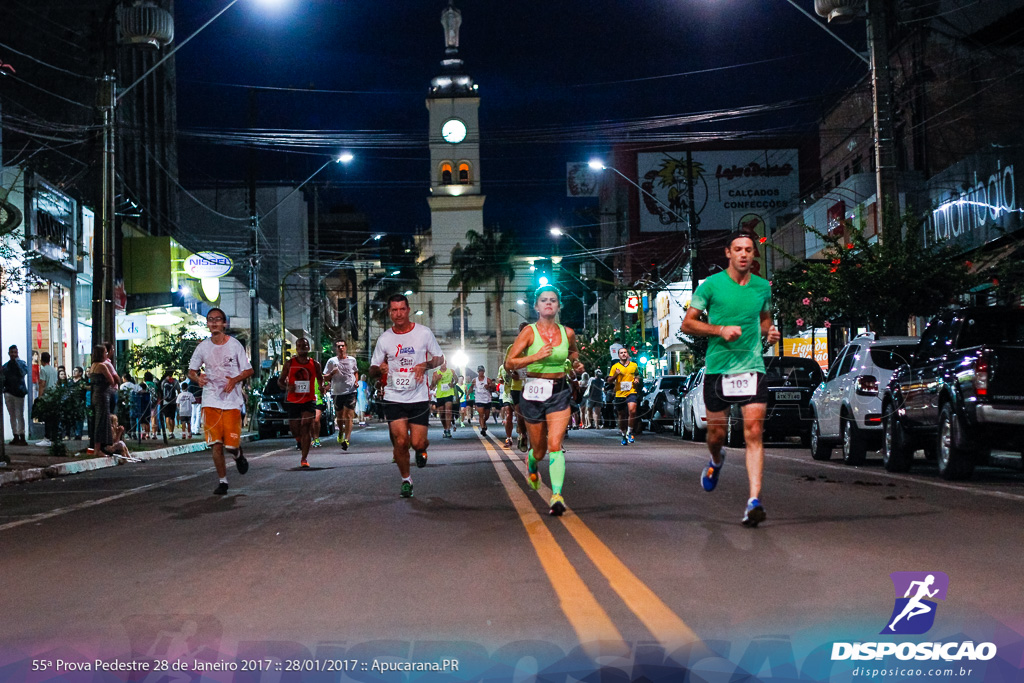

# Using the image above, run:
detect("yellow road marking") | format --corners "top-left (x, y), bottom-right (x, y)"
top-left (485, 433), bottom-right (701, 653)
top-left (478, 436), bottom-right (626, 651)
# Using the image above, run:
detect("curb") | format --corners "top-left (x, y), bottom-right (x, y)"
top-left (0, 433), bottom-right (259, 488)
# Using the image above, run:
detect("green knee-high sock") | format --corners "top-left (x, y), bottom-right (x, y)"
top-left (527, 449), bottom-right (537, 474)
top-left (549, 450), bottom-right (565, 494)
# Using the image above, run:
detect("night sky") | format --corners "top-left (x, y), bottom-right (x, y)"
top-left (174, 0), bottom-right (868, 248)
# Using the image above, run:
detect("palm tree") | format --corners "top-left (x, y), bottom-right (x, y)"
top-left (465, 226), bottom-right (518, 353)
top-left (447, 241), bottom-right (487, 349)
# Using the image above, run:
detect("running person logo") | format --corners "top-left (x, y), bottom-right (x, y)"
top-left (881, 571), bottom-right (949, 635)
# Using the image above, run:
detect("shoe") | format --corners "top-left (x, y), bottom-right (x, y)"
top-left (505, 437), bottom-right (513, 448)
top-left (518, 433), bottom-right (528, 453)
top-left (621, 436), bottom-right (628, 446)
top-left (701, 458), bottom-right (724, 492)
top-left (341, 439), bottom-right (349, 451)
top-left (400, 480), bottom-right (414, 498)
top-left (415, 450), bottom-right (428, 468)
top-left (549, 494), bottom-right (566, 516)
top-left (312, 438), bottom-right (321, 448)
top-left (213, 482), bottom-right (229, 495)
top-left (337, 432), bottom-right (344, 444)
top-left (36, 439), bottom-right (53, 447)
top-left (481, 426), bottom-right (487, 435)
top-left (295, 443), bottom-right (301, 450)
top-left (527, 458), bottom-right (540, 490)
top-left (627, 433), bottom-right (635, 444)
top-left (300, 459), bottom-right (310, 468)
top-left (235, 452), bottom-right (249, 475)
top-left (742, 499), bottom-right (766, 527)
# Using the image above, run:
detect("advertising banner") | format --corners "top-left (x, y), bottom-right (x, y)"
top-left (782, 333), bottom-right (828, 370)
top-left (637, 149), bottom-right (799, 234)
top-left (566, 162), bottom-right (600, 197)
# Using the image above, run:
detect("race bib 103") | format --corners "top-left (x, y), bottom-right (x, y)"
top-left (721, 372), bottom-right (756, 398)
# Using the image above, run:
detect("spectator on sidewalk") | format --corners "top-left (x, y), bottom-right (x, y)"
top-left (176, 387), bottom-right (195, 440)
top-left (3, 345), bottom-right (30, 447)
top-left (70, 366), bottom-right (86, 440)
top-left (187, 376), bottom-right (203, 436)
top-left (159, 372), bottom-right (179, 438)
top-left (35, 352), bottom-right (59, 447)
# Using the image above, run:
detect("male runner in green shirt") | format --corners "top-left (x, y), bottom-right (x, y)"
top-left (682, 231), bottom-right (780, 527)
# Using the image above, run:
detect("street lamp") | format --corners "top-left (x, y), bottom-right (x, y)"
top-left (587, 159), bottom-right (698, 291)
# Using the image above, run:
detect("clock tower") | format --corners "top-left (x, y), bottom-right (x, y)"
top-left (422, 1), bottom-right (486, 356)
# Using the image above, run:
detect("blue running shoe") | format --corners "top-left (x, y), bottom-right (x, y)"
top-left (620, 436), bottom-right (628, 446)
top-left (627, 433), bottom-right (635, 444)
top-left (742, 498), bottom-right (766, 527)
top-left (701, 458), bottom-right (724, 492)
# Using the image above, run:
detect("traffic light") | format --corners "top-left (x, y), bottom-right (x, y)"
top-left (533, 259), bottom-right (553, 287)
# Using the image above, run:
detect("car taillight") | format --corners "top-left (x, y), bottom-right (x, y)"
top-left (856, 375), bottom-right (878, 395)
top-left (974, 352), bottom-right (990, 396)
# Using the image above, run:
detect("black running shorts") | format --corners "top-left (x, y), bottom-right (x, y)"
top-left (383, 400), bottom-right (431, 426)
top-left (703, 373), bottom-right (768, 413)
top-left (520, 386), bottom-right (571, 424)
top-left (287, 401), bottom-right (317, 420)
top-left (333, 393), bottom-right (357, 412)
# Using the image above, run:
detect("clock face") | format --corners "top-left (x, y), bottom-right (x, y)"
top-left (441, 119), bottom-right (467, 144)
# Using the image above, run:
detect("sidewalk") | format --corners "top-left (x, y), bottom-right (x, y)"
top-left (0, 434), bottom-right (258, 487)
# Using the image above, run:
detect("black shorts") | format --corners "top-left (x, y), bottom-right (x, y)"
top-left (161, 403), bottom-right (177, 420)
top-left (333, 393), bottom-right (357, 412)
top-left (383, 400), bottom-right (431, 427)
top-left (703, 372), bottom-right (768, 413)
top-left (614, 394), bottom-right (638, 412)
top-left (467, 399), bottom-right (475, 407)
top-left (511, 389), bottom-right (522, 406)
top-left (475, 401), bottom-right (491, 410)
top-left (520, 385), bottom-right (572, 424)
top-left (287, 401), bottom-right (317, 420)
top-left (437, 396), bottom-right (454, 405)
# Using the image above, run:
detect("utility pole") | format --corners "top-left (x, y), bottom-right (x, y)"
top-left (867, 0), bottom-right (897, 235)
top-left (310, 185), bottom-right (321, 363)
top-left (248, 89), bottom-right (261, 377)
top-left (686, 150), bottom-right (699, 290)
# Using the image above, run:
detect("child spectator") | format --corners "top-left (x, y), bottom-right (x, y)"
top-left (176, 387), bottom-right (196, 440)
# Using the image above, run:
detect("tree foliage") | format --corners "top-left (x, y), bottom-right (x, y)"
top-left (123, 325), bottom-right (205, 380)
top-left (771, 214), bottom-right (978, 335)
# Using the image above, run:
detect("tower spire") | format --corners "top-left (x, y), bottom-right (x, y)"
top-left (430, 1), bottom-right (475, 96)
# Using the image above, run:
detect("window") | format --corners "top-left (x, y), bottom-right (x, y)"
top-left (458, 162), bottom-right (470, 184)
top-left (440, 162), bottom-right (453, 185)
top-left (825, 347), bottom-right (849, 382)
top-left (836, 347), bottom-right (858, 377)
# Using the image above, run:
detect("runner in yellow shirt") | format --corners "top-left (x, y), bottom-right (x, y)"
top-left (607, 347), bottom-right (641, 445)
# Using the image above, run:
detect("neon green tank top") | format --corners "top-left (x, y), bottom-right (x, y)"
top-left (435, 369), bottom-right (455, 398)
top-left (526, 323), bottom-right (570, 374)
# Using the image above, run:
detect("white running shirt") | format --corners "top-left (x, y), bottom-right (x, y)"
top-left (323, 355), bottom-right (358, 395)
top-left (473, 376), bottom-right (492, 403)
top-left (371, 324), bottom-right (443, 403)
top-left (188, 336), bottom-right (252, 411)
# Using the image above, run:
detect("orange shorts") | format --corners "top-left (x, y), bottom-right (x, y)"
top-left (202, 407), bottom-right (242, 449)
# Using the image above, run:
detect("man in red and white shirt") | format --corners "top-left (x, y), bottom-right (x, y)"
top-left (370, 294), bottom-right (444, 499)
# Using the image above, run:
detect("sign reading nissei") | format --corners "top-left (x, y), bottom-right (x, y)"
top-left (184, 251), bottom-right (233, 279)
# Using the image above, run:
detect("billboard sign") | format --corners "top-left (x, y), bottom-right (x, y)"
top-left (636, 149), bottom-right (800, 234)
top-left (184, 251), bottom-right (234, 279)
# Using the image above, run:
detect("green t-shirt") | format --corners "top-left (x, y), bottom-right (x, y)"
top-left (690, 270), bottom-right (771, 375)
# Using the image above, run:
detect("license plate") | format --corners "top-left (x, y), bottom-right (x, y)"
top-left (775, 391), bottom-right (802, 401)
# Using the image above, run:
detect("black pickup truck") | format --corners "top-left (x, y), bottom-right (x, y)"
top-left (880, 307), bottom-right (1024, 480)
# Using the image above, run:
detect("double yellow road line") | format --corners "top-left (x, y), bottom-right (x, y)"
top-left (477, 433), bottom-right (700, 655)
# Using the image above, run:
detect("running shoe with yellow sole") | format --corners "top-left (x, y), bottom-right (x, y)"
top-left (549, 494), bottom-right (566, 516)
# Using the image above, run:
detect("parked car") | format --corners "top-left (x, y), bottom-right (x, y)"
top-left (680, 368), bottom-right (709, 441)
top-left (725, 355), bottom-right (824, 447)
top-left (640, 375), bottom-right (689, 433)
top-left (256, 375), bottom-right (336, 440)
top-left (880, 307), bottom-right (1024, 480)
top-left (673, 370), bottom-right (700, 437)
top-left (809, 334), bottom-right (919, 464)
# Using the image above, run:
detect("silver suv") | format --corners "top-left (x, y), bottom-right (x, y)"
top-left (809, 334), bottom-right (918, 465)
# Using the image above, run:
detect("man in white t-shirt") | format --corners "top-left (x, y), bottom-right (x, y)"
top-left (323, 339), bottom-right (359, 451)
top-left (187, 308), bottom-right (254, 496)
top-left (369, 294), bottom-right (444, 499)
top-left (472, 365), bottom-right (496, 436)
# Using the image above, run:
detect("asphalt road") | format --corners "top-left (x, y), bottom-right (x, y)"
top-left (1, 420), bottom-right (1021, 681)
